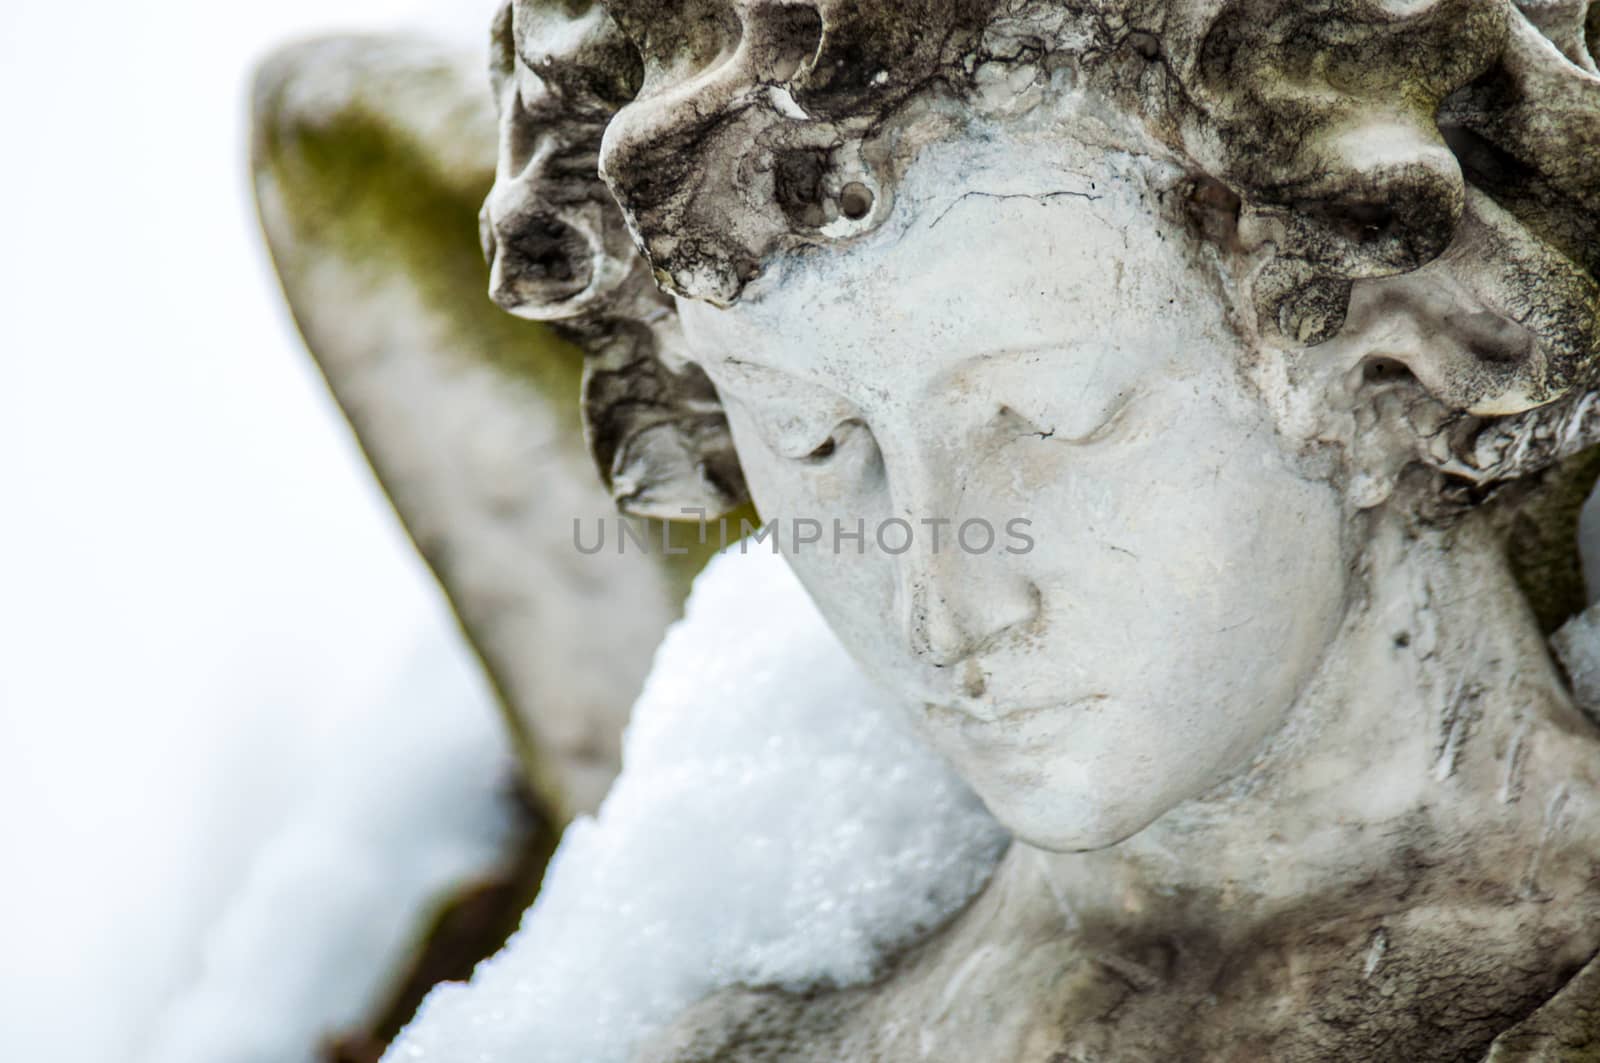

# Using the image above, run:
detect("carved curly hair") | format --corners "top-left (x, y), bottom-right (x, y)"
top-left (478, 0), bottom-right (1600, 519)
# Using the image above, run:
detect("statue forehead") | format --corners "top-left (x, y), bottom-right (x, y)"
top-left (682, 129), bottom-right (1227, 389)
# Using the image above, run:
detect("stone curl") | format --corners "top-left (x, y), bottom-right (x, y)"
top-left (481, 0), bottom-right (1600, 516)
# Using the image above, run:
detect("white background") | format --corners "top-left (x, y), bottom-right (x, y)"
top-left (0, 1), bottom-right (502, 1058)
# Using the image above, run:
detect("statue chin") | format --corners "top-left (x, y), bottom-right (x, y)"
top-left (915, 710), bottom-right (1203, 851)
top-left (914, 690), bottom-right (1275, 854)
top-left (957, 763), bottom-right (1171, 855)
top-left (992, 801), bottom-right (1159, 856)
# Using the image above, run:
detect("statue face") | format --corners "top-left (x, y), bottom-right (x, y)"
top-left (680, 128), bottom-right (1348, 851)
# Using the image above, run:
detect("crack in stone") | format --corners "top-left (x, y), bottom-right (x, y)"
top-left (929, 188), bottom-right (1104, 230)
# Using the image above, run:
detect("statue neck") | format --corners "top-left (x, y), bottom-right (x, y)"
top-left (1020, 504), bottom-right (1600, 936)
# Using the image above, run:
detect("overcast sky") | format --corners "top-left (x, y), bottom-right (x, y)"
top-left (0, 1), bottom-right (501, 1059)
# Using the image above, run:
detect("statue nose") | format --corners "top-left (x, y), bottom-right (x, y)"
top-left (901, 566), bottom-right (1040, 668)
top-left (905, 582), bottom-right (976, 667)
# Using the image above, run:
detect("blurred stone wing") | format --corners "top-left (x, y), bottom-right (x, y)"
top-left (251, 35), bottom-right (698, 818)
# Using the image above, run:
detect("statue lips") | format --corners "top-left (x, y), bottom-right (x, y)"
top-left (920, 694), bottom-right (1112, 749)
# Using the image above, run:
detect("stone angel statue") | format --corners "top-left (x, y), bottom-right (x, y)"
top-left (259, 1), bottom-right (1600, 1060)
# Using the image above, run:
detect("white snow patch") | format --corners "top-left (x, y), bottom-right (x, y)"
top-left (141, 632), bottom-right (519, 1063)
top-left (386, 545), bottom-right (1009, 1063)
top-left (1555, 605), bottom-right (1600, 721)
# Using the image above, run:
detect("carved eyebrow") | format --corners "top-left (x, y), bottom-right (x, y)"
top-left (712, 356), bottom-right (866, 403)
top-left (953, 341), bottom-right (1101, 369)
top-left (708, 357), bottom-right (820, 394)
top-left (713, 356), bottom-right (810, 380)
top-left (710, 357), bottom-right (854, 410)
top-left (720, 356), bottom-right (779, 372)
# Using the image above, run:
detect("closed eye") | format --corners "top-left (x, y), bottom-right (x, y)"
top-left (803, 435), bottom-right (837, 462)
top-left (1000, 389), bottom-right (1137, 445)
top-left (1000, 405), bottom-right (1057, 441)
top-left (787, 417), bottom-right (865, 464)
top-left (708, 358), bottom-right (863, 463)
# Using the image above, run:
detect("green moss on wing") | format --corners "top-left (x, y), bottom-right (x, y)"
top-left (255, 71), bottom-right (741, 784)
top-left (256, 86), bottom-right (736, 602)
top-left (256, 95), bottom-right (588, 420)
top-left (256, 81), bottom-right (600, 806)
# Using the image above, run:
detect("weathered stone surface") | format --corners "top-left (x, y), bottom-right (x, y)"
top-left (638, 144), bottom-right (1600, 1055)
top-left (483, 0), bottom-right (1600, 520)
top-left (379, 0), bottom-right (1600, 1058)
top-left (646, 820), bottom-right (1600, 1062)
top-left (1485, 948), bottom-right (1600, 1061)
